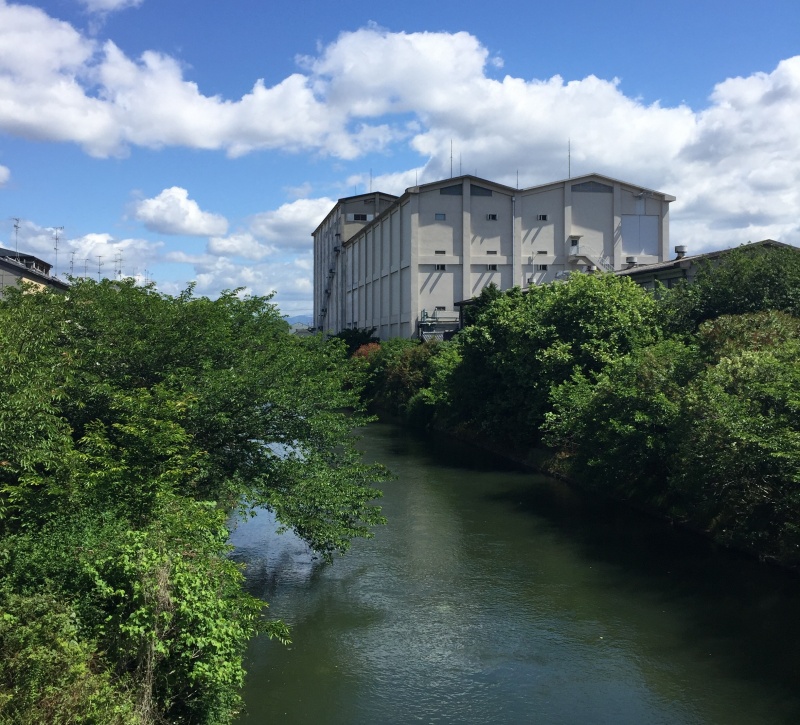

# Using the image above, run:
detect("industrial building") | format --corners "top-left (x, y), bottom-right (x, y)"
top-left (313, 173), bottom-right (675, 339)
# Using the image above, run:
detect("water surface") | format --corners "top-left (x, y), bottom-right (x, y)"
top-left (232, 422), bottom-right (800, 724)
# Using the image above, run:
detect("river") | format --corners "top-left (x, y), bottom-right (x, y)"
top-left (231, 421), bottom-right (800, 724)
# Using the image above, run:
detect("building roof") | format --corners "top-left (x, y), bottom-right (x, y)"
top-left (615, 239), bottom-right (794, 278)
top-left (0, 246), bottom-right (69, 291)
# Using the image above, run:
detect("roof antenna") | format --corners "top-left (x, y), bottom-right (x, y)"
top-left (369, 169), bottom-right (372, 193)
top-left (568, 138), bottom-right (571, 179)
top-left (52, 226), bottom-right (64, 278)
top-left (12, 217), bottom-right (20, 259)
top-left (96, 255), bottom-right (103, 282)
top-left (450, 140), bottom-right (453, 178)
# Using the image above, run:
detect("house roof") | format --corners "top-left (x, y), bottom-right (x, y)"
top-left (615, 239), bottom-right (794, 278)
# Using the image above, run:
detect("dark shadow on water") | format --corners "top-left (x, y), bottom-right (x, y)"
top-left (487, 476), bottom-right (800, 715)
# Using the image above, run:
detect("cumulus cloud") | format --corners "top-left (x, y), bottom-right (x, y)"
top-left (0, 164), bottom-right (9, 186)
top-left (207, 232), bottom-right (276, 260)
top-left (247, 198), bottom-right (336, 250)
top-left (134, 187), bottom-right (228, 236)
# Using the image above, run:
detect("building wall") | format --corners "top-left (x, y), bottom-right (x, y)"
top-left (313, 174), bottom-right (674, 339)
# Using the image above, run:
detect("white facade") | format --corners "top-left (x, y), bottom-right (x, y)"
top-left (313, 174), bottom-right (675, 339)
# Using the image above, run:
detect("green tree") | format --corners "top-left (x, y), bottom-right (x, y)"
top-left (0, 280), bottom-right (385, 723)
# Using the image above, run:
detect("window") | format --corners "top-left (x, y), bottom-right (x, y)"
top-left (486, 213), bottom-right (498, 221)
top-left (487, 264), bottom-right (498, 271)
top-left (536, 250), bottom-right (547, 255)
top-left (439, 184), bottom-right (462, 195)
top-left (353, 213), bottom-right (368, 221)
top-left (346, 213), bottom-right (373, 222)
top-left (434, 306), bottom-right (446, 311)
top-left (435, 213), bottom-right (446, 221)
top-left (537, 214), bottom-right (548, 221)
top-left (487, 250), bottom-right (497, 255)
top-left (471, 184), bottom-right (493, 197)
top-left (536, 264), bottom-right (548, 271)
top-left (434, 264), bottom-right (446, 271)
top-left (435, 250), bottom-right (446, 255)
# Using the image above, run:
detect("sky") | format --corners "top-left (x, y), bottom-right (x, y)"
top-left (1, 0), bottom-right (799, 317)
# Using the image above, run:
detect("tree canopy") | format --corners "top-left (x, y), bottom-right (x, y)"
top-left (0, 280), bottom-right (385, 723)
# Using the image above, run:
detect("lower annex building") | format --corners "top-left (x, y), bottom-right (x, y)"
top-left (313, 173), bottom-right (675, 339)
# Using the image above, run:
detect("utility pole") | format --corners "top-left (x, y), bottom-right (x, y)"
top-left (96, 256), bottom-right (103, 281)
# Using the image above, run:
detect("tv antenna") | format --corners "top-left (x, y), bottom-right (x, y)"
top-left (114, 251), bottom-right (123, 279)
top-left (11, 218), bottom-right (20, 259)
top-left (69, 251), bottom-right (76, 276)
top-left (52, 227), bottom-right (64, 278)
top-left (96, 255), bottom-right (103, 281)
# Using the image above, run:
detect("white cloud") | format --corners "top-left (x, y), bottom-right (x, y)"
top-left (248, 198), bottom-right (336, 250)
top-left (134, 187), bottom-right (228, 236)
top-left (65, 231), bottom-right (161, 279)
top-left (207, 232), bottom-right (276, 260)
top-left (79, 0), bottom-right (143, 13)
top-left (0, 164), bottom-right (9, 186)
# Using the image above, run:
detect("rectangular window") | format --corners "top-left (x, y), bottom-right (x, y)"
top-left (439, 184), bottom-right (462, 195)
top-left (353, 213), bottom-right (368, 221)
top-left (435, 250), bottom-right (446, 255)
top-left (434, 264), bottom-right (446, 271)
top-left (537, 214), bottom-right (548, 221)
top-left (487, 250), bottom-right (497, 255)
top-left (487, 264), bottom-right (498, 271)
top-left (486, 213), bottom-right (498, 221)
top-left (536, 250), bottom-right (547, 255)
top-left (435, 213), bottom-right (446, 221)
top-left (536, 264), bottom-right (548, 271)
top-left (434, 306), bottom-right (446, 311)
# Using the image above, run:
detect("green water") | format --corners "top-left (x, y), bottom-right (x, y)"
top-left (231, 422), bottom-right (800, 724)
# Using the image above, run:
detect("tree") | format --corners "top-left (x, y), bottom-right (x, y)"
top-left (0, 280), bottom-right (385, 723)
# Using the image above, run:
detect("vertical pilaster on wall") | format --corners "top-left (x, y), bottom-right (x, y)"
top-left (409, 191), bottom-right (420, 338)
top-left (661, 201), bottom-right (670, 262)
top-left (563, 182), bottom-right (573, 258)
top-left (612, 184), bottom-right (622, 270)
top-left (511, 194), bottom-right (522, 287)
top-left (462, 178), bottom-right (471, 302)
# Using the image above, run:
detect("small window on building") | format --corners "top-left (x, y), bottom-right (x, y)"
top-left (487, 264), bottom-right (498, 271)
top-left (439, 184), bottom-right (463, 195)
top-left (435, 264), bottom-right (446, 271)
top-left (434, 306), bottom-right (446, 311)
top-left (487, 250), bottom-right (497, 255)
top-left (353, 213), bottom-right (368, 221)
top-left (471, 184), bottom-right (493, 197)
top-left (435, 213), bottom-right (446, 221)
top-left (486, 213), bottom-right (498, 221)
top-left (570, 238), bottom-right (579, 247)
top-left (536, 250), bottom-right (547, 255)
top-left (537, 214), bottom-right (548, 221)
top-left (435, 250), bottom-right (446, 255)
top-left (536, 264), bottom-right (548, 271)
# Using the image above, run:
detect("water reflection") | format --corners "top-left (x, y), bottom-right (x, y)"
top-left (232, 422), bottom-right (800, 724)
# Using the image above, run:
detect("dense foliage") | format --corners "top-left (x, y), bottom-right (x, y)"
top-left (360, 244), bottom-right (800, 566)
top-left (0, 280), bottom-right (385, 723)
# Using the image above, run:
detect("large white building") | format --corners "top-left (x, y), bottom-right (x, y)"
top-left (313, 173), bottom-right (675, 339)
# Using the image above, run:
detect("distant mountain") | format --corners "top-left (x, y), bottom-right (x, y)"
top-left (285, 314), bottom-right (313, 326)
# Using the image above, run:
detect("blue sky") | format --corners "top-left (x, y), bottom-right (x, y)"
top-left (1, 0), bottom-right (799, 315)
